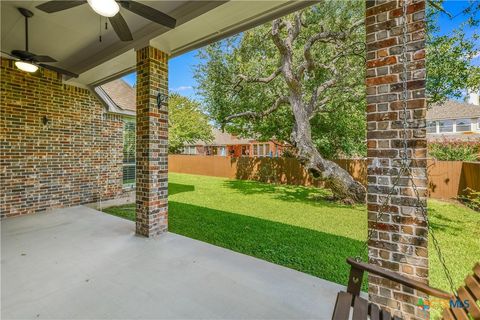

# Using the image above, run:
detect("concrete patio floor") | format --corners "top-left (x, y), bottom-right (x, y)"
top-left (1, 206), bottom-right (344, 319)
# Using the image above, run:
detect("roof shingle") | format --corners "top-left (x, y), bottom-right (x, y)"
top-left (100, 79), bottom-right (136, 112)
top-left (427, 100), bottom-right (480, 121)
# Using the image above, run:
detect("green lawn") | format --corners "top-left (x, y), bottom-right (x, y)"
top-left (104, 173), bottom-right (480, 298)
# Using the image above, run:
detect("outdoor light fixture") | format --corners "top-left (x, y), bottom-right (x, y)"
top-left (157, 92), bottom-right (168, 108)
top-left (15, 61), bottom-right (38, 73)
top-left (87, 0), bottom-right (119, 17)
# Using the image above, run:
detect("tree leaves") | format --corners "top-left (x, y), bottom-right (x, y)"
top-left (168, 93), bottom-right (213, 153)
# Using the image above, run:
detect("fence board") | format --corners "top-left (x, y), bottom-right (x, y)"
top-left (168, 155), bottom-right (479, 200)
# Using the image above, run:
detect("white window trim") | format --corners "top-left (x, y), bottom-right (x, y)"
top-left (428, 118), bottom-right (479, 134)
top-left (438, 119), bottom-right (454, 134)
top-left (455, 118), bottom-right (472, 132)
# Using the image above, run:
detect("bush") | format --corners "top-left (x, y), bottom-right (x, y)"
top-left (428, 138), bottom-right (480, 161)
top-left (458, 188), bottom-right (480, 212)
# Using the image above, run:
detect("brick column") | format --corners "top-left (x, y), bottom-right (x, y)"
top-left (135, 46), bottom-right (169, 237)
top-left (366, 1), bottom-right (428, 319)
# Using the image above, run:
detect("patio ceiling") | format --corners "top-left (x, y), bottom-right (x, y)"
top-left (0, 1), bottom-right (316, 86)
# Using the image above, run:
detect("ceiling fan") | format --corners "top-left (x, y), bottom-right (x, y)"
top-left (3, 8), bottom-right (78, 78)
top-left (36, 0), bottom-right (177, 42)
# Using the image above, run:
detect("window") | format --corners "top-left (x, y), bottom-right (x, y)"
top-left (439, 120), bottom-right (453, 133)
top-left (182, 146), bottom-right (197, 155)
top-left (123, 119), bottom-right (136, 185)
top-left (456, 119), bottom-right (471, 132)
top-left (426, 121), bottom-right (437, 134)
top-left (252, 143), bottom-right (271, 157)
top-left (219, 146), bottom-right (226, 156)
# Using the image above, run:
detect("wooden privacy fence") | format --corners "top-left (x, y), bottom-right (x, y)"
top-left (168, 155), bottom-right (480, 200)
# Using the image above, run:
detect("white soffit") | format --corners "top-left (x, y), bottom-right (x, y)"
top-left (76, 0), bottom-right (316, 86)
top-left (0, 1), bottom-right (316, 86)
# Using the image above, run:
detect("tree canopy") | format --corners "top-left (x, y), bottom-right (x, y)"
top-left (168, 93), bottom-right (213, 153)
top-left (194, 0), bottom-right (480, 159)
top-left (427, 0), bottom-right (480, 104)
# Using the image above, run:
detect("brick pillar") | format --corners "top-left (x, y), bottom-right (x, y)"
top-left (135, 46), bottom-right (169, 237)
top-left (366, 1), bottom-right (428, 319)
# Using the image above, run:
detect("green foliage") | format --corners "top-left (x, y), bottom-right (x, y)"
top-left (168, 93), bottom-right (213, 153)
top-left (428, 139), bottom-right (480, 161)
top-left (427, 1), bottom-right (480, 104)
top-left (195, 1), bottom-right (480, 160)
top-left (195, 0), bottom-right (366, 159)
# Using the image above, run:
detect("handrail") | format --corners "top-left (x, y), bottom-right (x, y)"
top-left (346, 258), bottom-right (453, 300)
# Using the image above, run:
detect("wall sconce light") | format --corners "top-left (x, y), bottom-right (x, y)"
top-left (42, 115), bottom-right (49, 125)
top-left (157, 92), bottom-right (168, 108)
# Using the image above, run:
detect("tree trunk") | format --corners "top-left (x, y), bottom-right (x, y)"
top-left (290, 97), bottom-right (366, 203)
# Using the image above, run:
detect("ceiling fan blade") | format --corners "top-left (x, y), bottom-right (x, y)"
top-left (109, 13), bottom-right (133, 42)
top-left (38, 63), bottom-right (78, 78)
top-left (11, 50), bottom-right (35, 60)
top-left (119, 1), bottom-right (176, 29)
top-left (1, 50), bottom-right (19, 60)
top-left (36, 0), bottom-right (86, 13)
top-left (11, 50), bottom-right (57, 63)
top-left (31, 55), bottom-right (57, 63)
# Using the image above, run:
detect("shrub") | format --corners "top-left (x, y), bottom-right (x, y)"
top-left (428, 138), bottom-right (480, 161)
top-left (458, 188), bottom-right (480, 212)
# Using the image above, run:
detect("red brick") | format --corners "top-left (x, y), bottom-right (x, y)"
top-left (0, 58), bottom-right (123, 217)
top-left (366, 75), bottom-right (398, 86)
top-left (367, 56), bottom-right (397, 68)
top-left (135, 46), bottom-right (169, 238)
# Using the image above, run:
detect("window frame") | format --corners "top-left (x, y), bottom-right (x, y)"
top-left (122, 118), bottom-right (136, 186)
top-left (438, 119), bottom-right (454, 133)
top-left (455, 118), bottom-right (471, 132)
top-left (426, 120), bottom-right (437, 134)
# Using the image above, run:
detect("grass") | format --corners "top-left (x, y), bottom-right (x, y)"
top-left (104, 173), bottom-right (480, 311)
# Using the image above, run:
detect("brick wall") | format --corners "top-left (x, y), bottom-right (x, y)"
top-left (366, 0), bottom-right (428, 319)
top-left (135, 46), bottom-right (169, 237)
top-left (0, 58), bottom-right (123, 218)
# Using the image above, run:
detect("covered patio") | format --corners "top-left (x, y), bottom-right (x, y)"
top-left (1, 0), bottom-right (429, 319)
top-left (1, 206), bottom-right (343, 319)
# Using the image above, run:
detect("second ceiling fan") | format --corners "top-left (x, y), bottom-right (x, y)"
top-left (36, 0), bottom-right (177, 42)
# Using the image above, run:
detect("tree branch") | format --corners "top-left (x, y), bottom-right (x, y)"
top-left (299, 19), bottom-right (364, 77)
top-left (271, 18), bottom-right (287, 54)
top-left (308, 96), bottom-right (330, 120)
top-left (225, 96), bottom-right (289, 122)
top-left (238, 67), bottom-right (282, 84)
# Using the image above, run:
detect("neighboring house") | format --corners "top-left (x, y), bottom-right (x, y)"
top-left (97, 79), bottom-right (136, 186)
top-left (426, 92), bottom-right (480, 141)
top-left (182, 128), bottom-right (287, 158)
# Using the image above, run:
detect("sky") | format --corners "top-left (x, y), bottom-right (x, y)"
top-left (122, 49), bottom-right (200, 99)
top-left (122, 0), bottom-right (480, 99)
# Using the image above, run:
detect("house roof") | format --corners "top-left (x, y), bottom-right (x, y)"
top-left (427, 100), bottom-right (480, 121)
top-left (194, 128), bottom-right (253, 146)
top-left (100, 79), bottom-right (136, 112)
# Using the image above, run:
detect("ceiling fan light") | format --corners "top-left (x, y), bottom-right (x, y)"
top-left (15, 61), bottom-right (38, 73)
top-left (87, 0), bottom-right (119, 17)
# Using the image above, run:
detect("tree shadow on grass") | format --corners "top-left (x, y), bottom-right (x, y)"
top-left (428, 206), bottom-right (462, 235)
top-left (102, 183), bottom-right (195, 220)
top-left (169, 201), bottom-right (367, 290)
top-left (223, 179), bottom-right (364, 211)
top-left (169, 183), bottom-right (195, 196)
